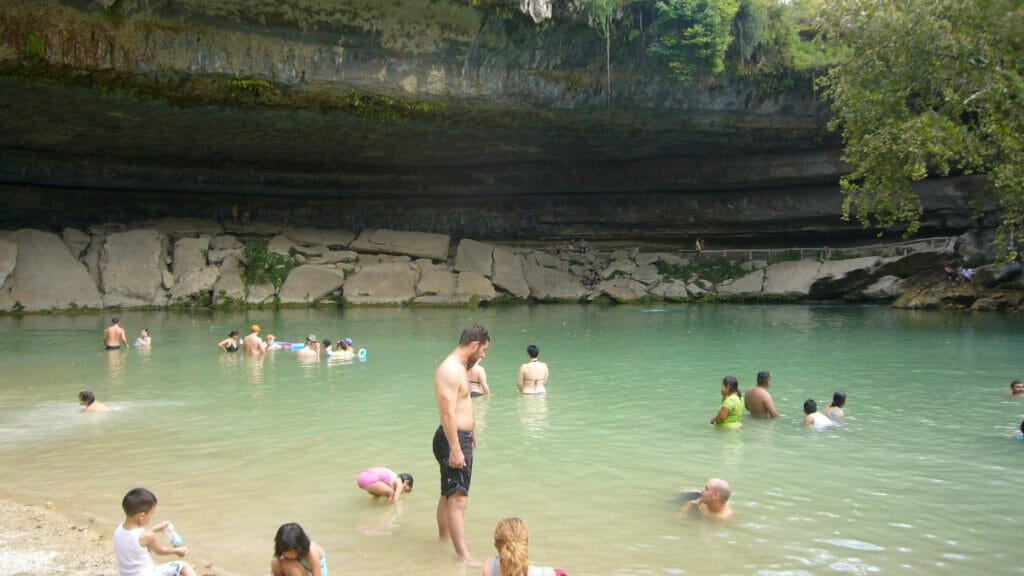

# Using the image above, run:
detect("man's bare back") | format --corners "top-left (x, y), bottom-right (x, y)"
top-left (744, 385), bottom-right (780, 418)
top-left (103, 319), bottom-right (127, 349)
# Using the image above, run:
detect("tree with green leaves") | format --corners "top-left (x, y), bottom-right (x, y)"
top-left (649, 0), bottom-right (741, 83)
top-left (819, 0), bottom-right (1024, 260)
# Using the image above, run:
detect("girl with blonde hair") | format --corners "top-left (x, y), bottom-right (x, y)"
top-left (480, 517), bottom-right (566, 576)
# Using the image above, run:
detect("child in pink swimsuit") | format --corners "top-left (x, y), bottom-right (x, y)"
top-left (356, 467), bottom-right (414, 503)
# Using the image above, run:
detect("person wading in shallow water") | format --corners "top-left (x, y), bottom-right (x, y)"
top-left (433, 324), bottom-right (490, 566)
top-left (103, 317), bottom-right (128, 350)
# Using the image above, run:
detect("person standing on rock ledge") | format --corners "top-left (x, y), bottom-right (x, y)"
top-left (103, 317), bottom-right (128, 350)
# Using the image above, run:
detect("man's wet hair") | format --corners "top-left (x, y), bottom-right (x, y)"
top-left (459, 324), bottom-right (490, 346)
top-left (78, 390), bottom-right (95, 405)
top-left (803, 399), bottom-right (818, 414)
top-left (756, 371), bottom-right (770, 384)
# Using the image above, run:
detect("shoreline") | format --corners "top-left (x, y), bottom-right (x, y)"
top-left (0, 498), bottom-right (234, 576)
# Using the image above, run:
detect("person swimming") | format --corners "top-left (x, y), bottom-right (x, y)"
top-left (822, 390), bottom-right (846, 419)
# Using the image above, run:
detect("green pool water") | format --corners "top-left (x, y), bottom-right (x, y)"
top-left (1, 305), bottom-right (1022, 576)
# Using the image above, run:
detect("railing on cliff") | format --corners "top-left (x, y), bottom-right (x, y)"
top-left (689, 237), bottom-right (955, 263)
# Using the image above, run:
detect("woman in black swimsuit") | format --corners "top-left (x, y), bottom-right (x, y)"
top-left (218, 330), bottom-right (240, 352)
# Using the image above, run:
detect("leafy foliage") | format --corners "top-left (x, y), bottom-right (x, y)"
top-left (818, 0), bottom-right (1024, 260)
top-left (726, 0), bottom-right (836, 96)
top-left (241, 240), bottom-right (293, 290)
top-left (649, 0), bottom-right (740, 83)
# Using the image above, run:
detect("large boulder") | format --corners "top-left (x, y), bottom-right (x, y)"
top-left (415, 267), bottom-right (458, 304)
top-left (308, 250), bottom-right (358, 265)
top-left (170, 265), bottom-right (219, 302)
top-left (718, 269), bottom-right (765, 296)
top-left (523, 260), bottom-right (588, 302)
top-left (492, 247), bottom-right (530, 299)
top-left (278, 265), bottom-right (346, 304)
top-left (859, 275), bottom-right (905, 300)
top-left (456, 271), bottom-right (496, 303)
top-left (454, 239), bottom-right (494, 278)
top-left (970, 290), bottom-right (1024, 312)
top-left (808, 256), bottom-right (880, 298)
top-left (62, 227), bottom-right (91, 259)
top-left (267, 235), bottom-right (297, 257)
top-left (630, 264), bottom-right (663, 285)
top-left (213, 254), bottom-right (246, 304)
top-left (763, 260), bottom-right (820, 296)
top-left (5, 229), bottom-right (103, 311)
top-left (350, 229), bottom-right (450, 262)
top-left (973, 262), bottom-right (1023, 288)
top-left (344, 262), bottom-right (419, 304)
top-left (589, 278), bottom-right (648, 302)
top-left (650, 279), bottom-right (690, 300)
top-left (0, 239), bottom-right (16, 287)
top-left (173, 236), bottom-right (210, 278)
top-left (100, 229), bottom-right (169, 307)
top-left (283, 227), bottom-right (355, 248)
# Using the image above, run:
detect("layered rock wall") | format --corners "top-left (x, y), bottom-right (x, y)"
top-left (5, 221), bottom-right (1013, 313)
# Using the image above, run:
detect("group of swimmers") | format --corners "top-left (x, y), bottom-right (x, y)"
top-left (216, 324), bottom-right (361, 362)
top-left (710, 371), bottom-right (847, 430)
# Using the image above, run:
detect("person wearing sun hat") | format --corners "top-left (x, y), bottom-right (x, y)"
top-left (295, 334), bottom-right (320, 362)
top-left (243, 323), bottom-right (266, 356)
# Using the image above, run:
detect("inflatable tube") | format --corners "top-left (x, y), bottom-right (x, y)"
top-left (358, 348), bottom-right (368, 360)
top-left (289, 343), bottom-right (306, 351)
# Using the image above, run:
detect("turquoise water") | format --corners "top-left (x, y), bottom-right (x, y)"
top-left (1, 305), bottom-right (1022, 576)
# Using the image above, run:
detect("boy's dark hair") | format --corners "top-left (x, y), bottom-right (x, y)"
top-left (274, 522), bottom-right (311, 558)
top-left (459, 324), bottom-right (490, 346)
top-left (398, 473), bottom-right (414, 490)
top-left (527, 344), bottom-right (540, 358)
top-left (803, 399), bottom-right (818, 414)
top-left (756, 371), bottom-right (770, 384)
top-left (122, 487), bottom-right (158, 516)
top-left (79, 390), bottom-right (95, 405)
top-left (1012, 379), bottom-right (1022, 390)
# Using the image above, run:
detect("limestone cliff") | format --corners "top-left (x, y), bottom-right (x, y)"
top-left (0, 0), bottom-right (978, 245)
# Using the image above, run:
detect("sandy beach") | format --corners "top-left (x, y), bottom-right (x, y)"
top-left (0, 499), bottom-right (228, 576)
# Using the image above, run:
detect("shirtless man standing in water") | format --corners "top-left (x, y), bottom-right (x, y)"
top-left (243, 324), bottom-right (266, 356)
top-left (744, 371), bottom-right (782, 418)
top-left (433, 324), bottom-right (489, 566)
top-left (103, 317), bottom-right (128, 350)
top-left (516, 344), bottom-right (549, 394)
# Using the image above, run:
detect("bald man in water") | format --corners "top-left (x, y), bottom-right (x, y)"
top-left (680, 478), bottom-right (733, 522)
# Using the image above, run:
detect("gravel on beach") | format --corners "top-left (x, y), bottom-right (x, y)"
top-left (0, 500), bottom-right (228, 576)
